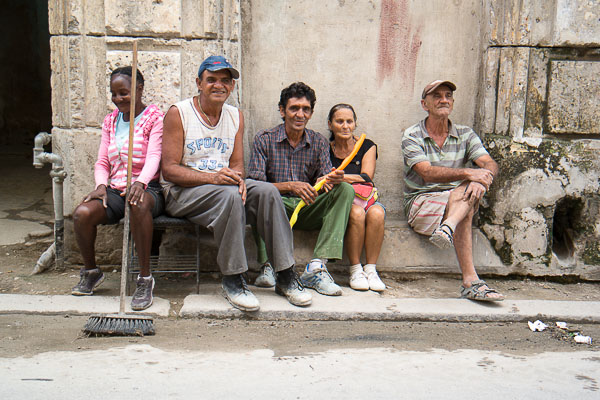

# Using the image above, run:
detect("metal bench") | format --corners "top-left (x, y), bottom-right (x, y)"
top-left (126, 215), bottom-right (206, 294)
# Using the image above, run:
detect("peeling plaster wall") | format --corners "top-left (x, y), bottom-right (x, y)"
top-left (477, 0), bottom-right (600, 279)
top-left (48, 0), bottom-right (600, 278)
top-left (241, 0), bottom-right (484, 220)
top-left (48, 0), bottom-right (242, 264)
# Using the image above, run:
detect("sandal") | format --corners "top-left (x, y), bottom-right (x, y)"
top-left (460, 279), bottom-right (505, 302)
top-left (430, 223), bottom-right (454, 249)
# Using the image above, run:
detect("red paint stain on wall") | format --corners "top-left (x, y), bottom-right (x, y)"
top-left (377, 0), bottom-right (422, 92)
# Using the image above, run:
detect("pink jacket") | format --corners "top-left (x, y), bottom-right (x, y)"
top-left (94, 104), bottom-right (164, 191)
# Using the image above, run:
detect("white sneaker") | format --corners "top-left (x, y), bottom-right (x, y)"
top-left (367, 271), bottom-right (386, 292)
top-left (349, 270), bottom-right (369, 291)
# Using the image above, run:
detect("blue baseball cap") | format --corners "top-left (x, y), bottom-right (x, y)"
top-left (197, 55), bottom-right (240, 79)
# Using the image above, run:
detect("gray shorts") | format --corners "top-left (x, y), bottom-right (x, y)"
top-left (101, 181), bottom-right (165, 224)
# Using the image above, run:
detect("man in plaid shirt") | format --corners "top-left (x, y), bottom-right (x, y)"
top-left (247, 82), bottom-right (354, 296)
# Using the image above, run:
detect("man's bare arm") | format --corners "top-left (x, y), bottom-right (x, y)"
top-left (461, 155), bottom-right (499, 202)
top-left (412, 160), bottom-right (493, 189)
top-left (473, 154), bottom-right (498, 178)
top-left (160, 106), bottom-right (242, 187)
top-left (228, 110), bottom-right (247, 202)
top-left (228, 110), bottom-right (245, 176)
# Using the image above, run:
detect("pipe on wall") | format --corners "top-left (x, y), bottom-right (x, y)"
top-left (32, 132), bottom-right (66, 273)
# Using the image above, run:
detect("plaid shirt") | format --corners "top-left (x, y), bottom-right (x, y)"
top-left (247, 124), bottom-right (332, 186)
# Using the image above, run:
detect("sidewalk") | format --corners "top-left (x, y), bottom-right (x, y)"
top-left (1, 284), bottom-right (599, 323)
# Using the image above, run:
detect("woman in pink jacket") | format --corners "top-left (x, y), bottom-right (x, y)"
top-left (71, 66), bottom-right (164, 311)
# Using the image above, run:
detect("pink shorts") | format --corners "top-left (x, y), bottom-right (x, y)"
top-left (407, 191), bottom-right (450, 236)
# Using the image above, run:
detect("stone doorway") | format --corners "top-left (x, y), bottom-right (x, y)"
top-left (0, 0), bottom-right (51, 153)
top-left (0, 0), bottom-right (53, 246)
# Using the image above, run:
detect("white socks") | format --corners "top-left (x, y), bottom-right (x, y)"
top-left (307, 258), bottom-right (326, 272)
top-left (138, 274), bottom-right (153, 281)
top-left (350, 263), bottom-right (363, 275)
top-left (364, 264), bottom-right (376, 274)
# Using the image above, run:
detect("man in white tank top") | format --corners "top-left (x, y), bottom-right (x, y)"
top-left (160, 56), bottom-right (311, 311)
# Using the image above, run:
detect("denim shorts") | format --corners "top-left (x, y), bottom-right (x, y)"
top-left (367, 201), bottom-right (386, 217)
top-left (99, 181), bottom-right (165, 224)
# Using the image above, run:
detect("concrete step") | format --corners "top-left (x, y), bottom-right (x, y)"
top-left (290, 219), bottom-right (505, 274)
top-left (158, 218), bottom-right (506, 274)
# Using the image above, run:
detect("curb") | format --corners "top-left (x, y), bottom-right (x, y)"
top-left (1, 291), bottom-right (599, 323)
top-left (0, 294), bottom-right (170, 317)
top-left (179, 288), bottom-right (600, 323)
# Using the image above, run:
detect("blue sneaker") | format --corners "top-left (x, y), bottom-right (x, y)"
top-left (300, 263), bottom-right (342, 296)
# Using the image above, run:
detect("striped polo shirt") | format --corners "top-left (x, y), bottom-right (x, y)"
top-left (401, 118), bottom-right (489, 215)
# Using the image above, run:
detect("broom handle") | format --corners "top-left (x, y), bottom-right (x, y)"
top-left (119, 41), bottom-right (138, 314)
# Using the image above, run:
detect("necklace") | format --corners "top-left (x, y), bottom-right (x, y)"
top-left (332, 136), bottom-right (357, 159)
top-left (196, 96), bottom-right (217, 127)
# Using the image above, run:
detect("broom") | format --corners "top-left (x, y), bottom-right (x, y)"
top-left (289, 133), bottom-right (366, 227)
top-left (83, 41), bottom-right (155, 336)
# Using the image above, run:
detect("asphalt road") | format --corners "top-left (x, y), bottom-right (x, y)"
top-left (1, 315), bottom-right (598, 399)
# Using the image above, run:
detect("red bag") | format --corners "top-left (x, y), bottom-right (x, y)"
top-left (352, 183), bottom-right (378, 211)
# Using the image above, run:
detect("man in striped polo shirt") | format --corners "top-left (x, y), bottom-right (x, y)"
top-left (401, 80), bottom-right (504, 302)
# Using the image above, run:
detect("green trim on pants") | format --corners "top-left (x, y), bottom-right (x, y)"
top-left (253, 182), bottom-right (354, 262)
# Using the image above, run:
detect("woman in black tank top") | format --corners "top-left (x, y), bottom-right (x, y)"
top-left (328, 104), bottom-right (386, 292)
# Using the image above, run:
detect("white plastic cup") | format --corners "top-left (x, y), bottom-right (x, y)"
top-left (574, 335), bottom-right (592, 345)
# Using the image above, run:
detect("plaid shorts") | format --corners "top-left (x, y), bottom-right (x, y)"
top-left (407, 191), bottom-right (450, 236)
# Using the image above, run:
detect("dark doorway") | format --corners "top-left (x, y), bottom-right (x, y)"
top-left (0, 0), bottom-right (51, 154)
top-left (0, 0), bottom-right (53, 247)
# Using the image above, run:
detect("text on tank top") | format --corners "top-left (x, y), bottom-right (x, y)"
top-left (178, 98), bottom-right (239, 173)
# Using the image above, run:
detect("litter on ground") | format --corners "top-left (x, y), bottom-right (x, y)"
top-left (528, 320), bottom-right (548, 332)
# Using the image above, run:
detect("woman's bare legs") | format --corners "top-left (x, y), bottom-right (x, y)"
top-left (365, 204), bottom-right (385, 264)
top-left (73, 201), bottom-right (109, 269)
top-left (345, 204), bottom-right (366, 265)
top-left (129, 191), bottom-right (156, 278)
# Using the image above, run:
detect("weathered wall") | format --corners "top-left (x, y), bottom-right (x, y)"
top-left (50, 0), bottom-right (241, 215)
top-left (477, 0), bottom-right (600, 279)
top-left (48, 0), bottom-right (600, 278)
top-left (48, 0), bottom-right (242, 263)
top-left (241, 0), bottom-right (485, 220)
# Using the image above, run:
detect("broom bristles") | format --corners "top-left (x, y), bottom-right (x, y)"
top-left (83, 314), bottom-right (155, 336)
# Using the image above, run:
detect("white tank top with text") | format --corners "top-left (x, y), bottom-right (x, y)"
top-left (161, 98), bottom-right (239, 195)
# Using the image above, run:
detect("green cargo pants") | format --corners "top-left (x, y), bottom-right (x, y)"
top-left (253, 182), bottom-right (354, 263)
